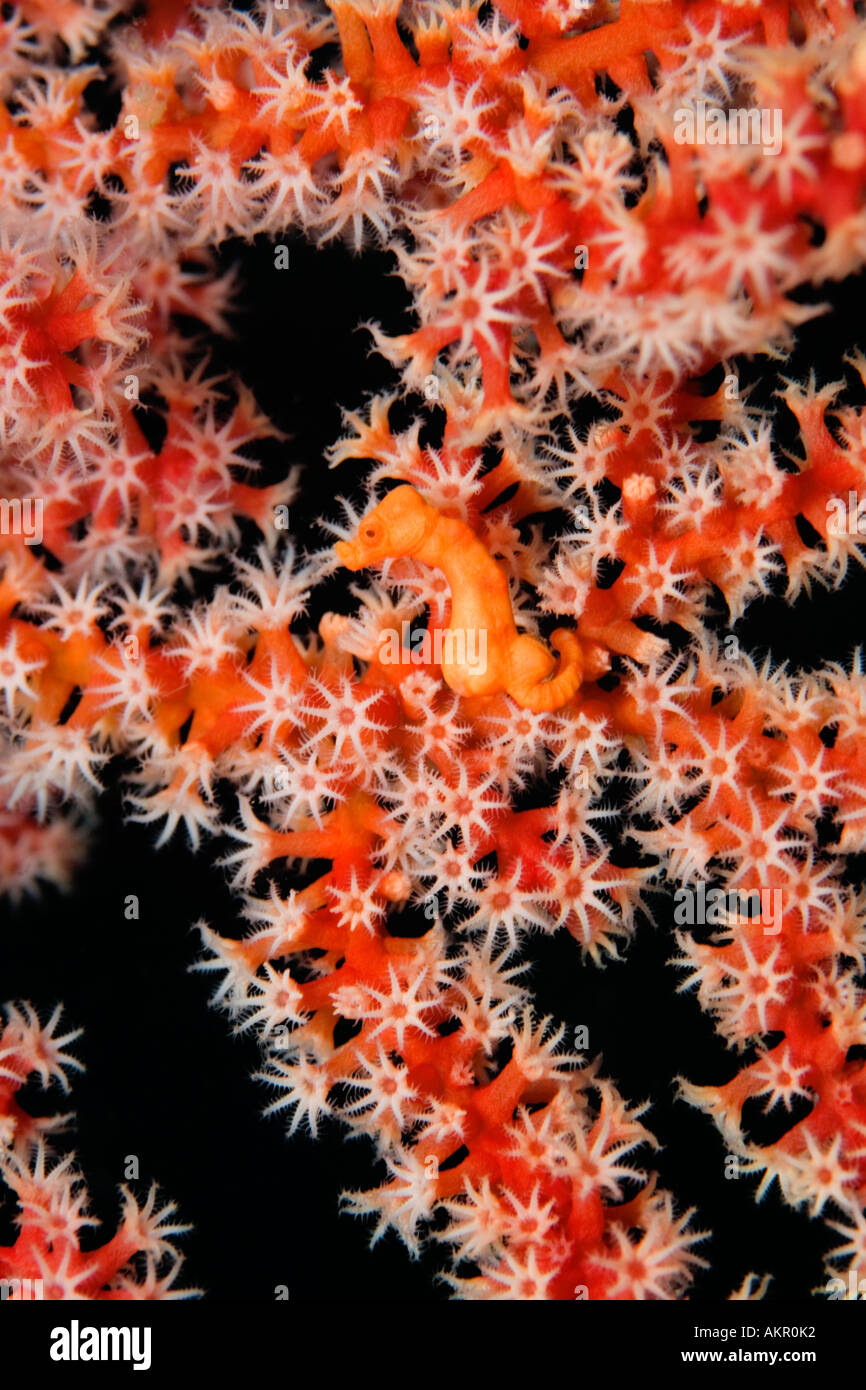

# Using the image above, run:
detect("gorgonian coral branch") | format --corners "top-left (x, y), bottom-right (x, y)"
top-left (1, 0), bottom-right (865, 1301)
top-left (0, 1001), bottom-right (197, 1298)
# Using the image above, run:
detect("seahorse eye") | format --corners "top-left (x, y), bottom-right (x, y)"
top-left (364, 525), bottom-right (377, 539)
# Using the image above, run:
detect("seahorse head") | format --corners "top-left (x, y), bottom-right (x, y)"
top-left (335, 485), bottom-right (435, 571)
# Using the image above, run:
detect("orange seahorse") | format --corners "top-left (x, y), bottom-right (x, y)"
top-left (334, 485), bottom-right (585, 712)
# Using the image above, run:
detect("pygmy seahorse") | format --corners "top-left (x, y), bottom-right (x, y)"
top-left (334, 484), bottom-right (584, 712)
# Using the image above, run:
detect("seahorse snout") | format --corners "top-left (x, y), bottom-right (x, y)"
top-left (335, 539), bottom-right (362, 570)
